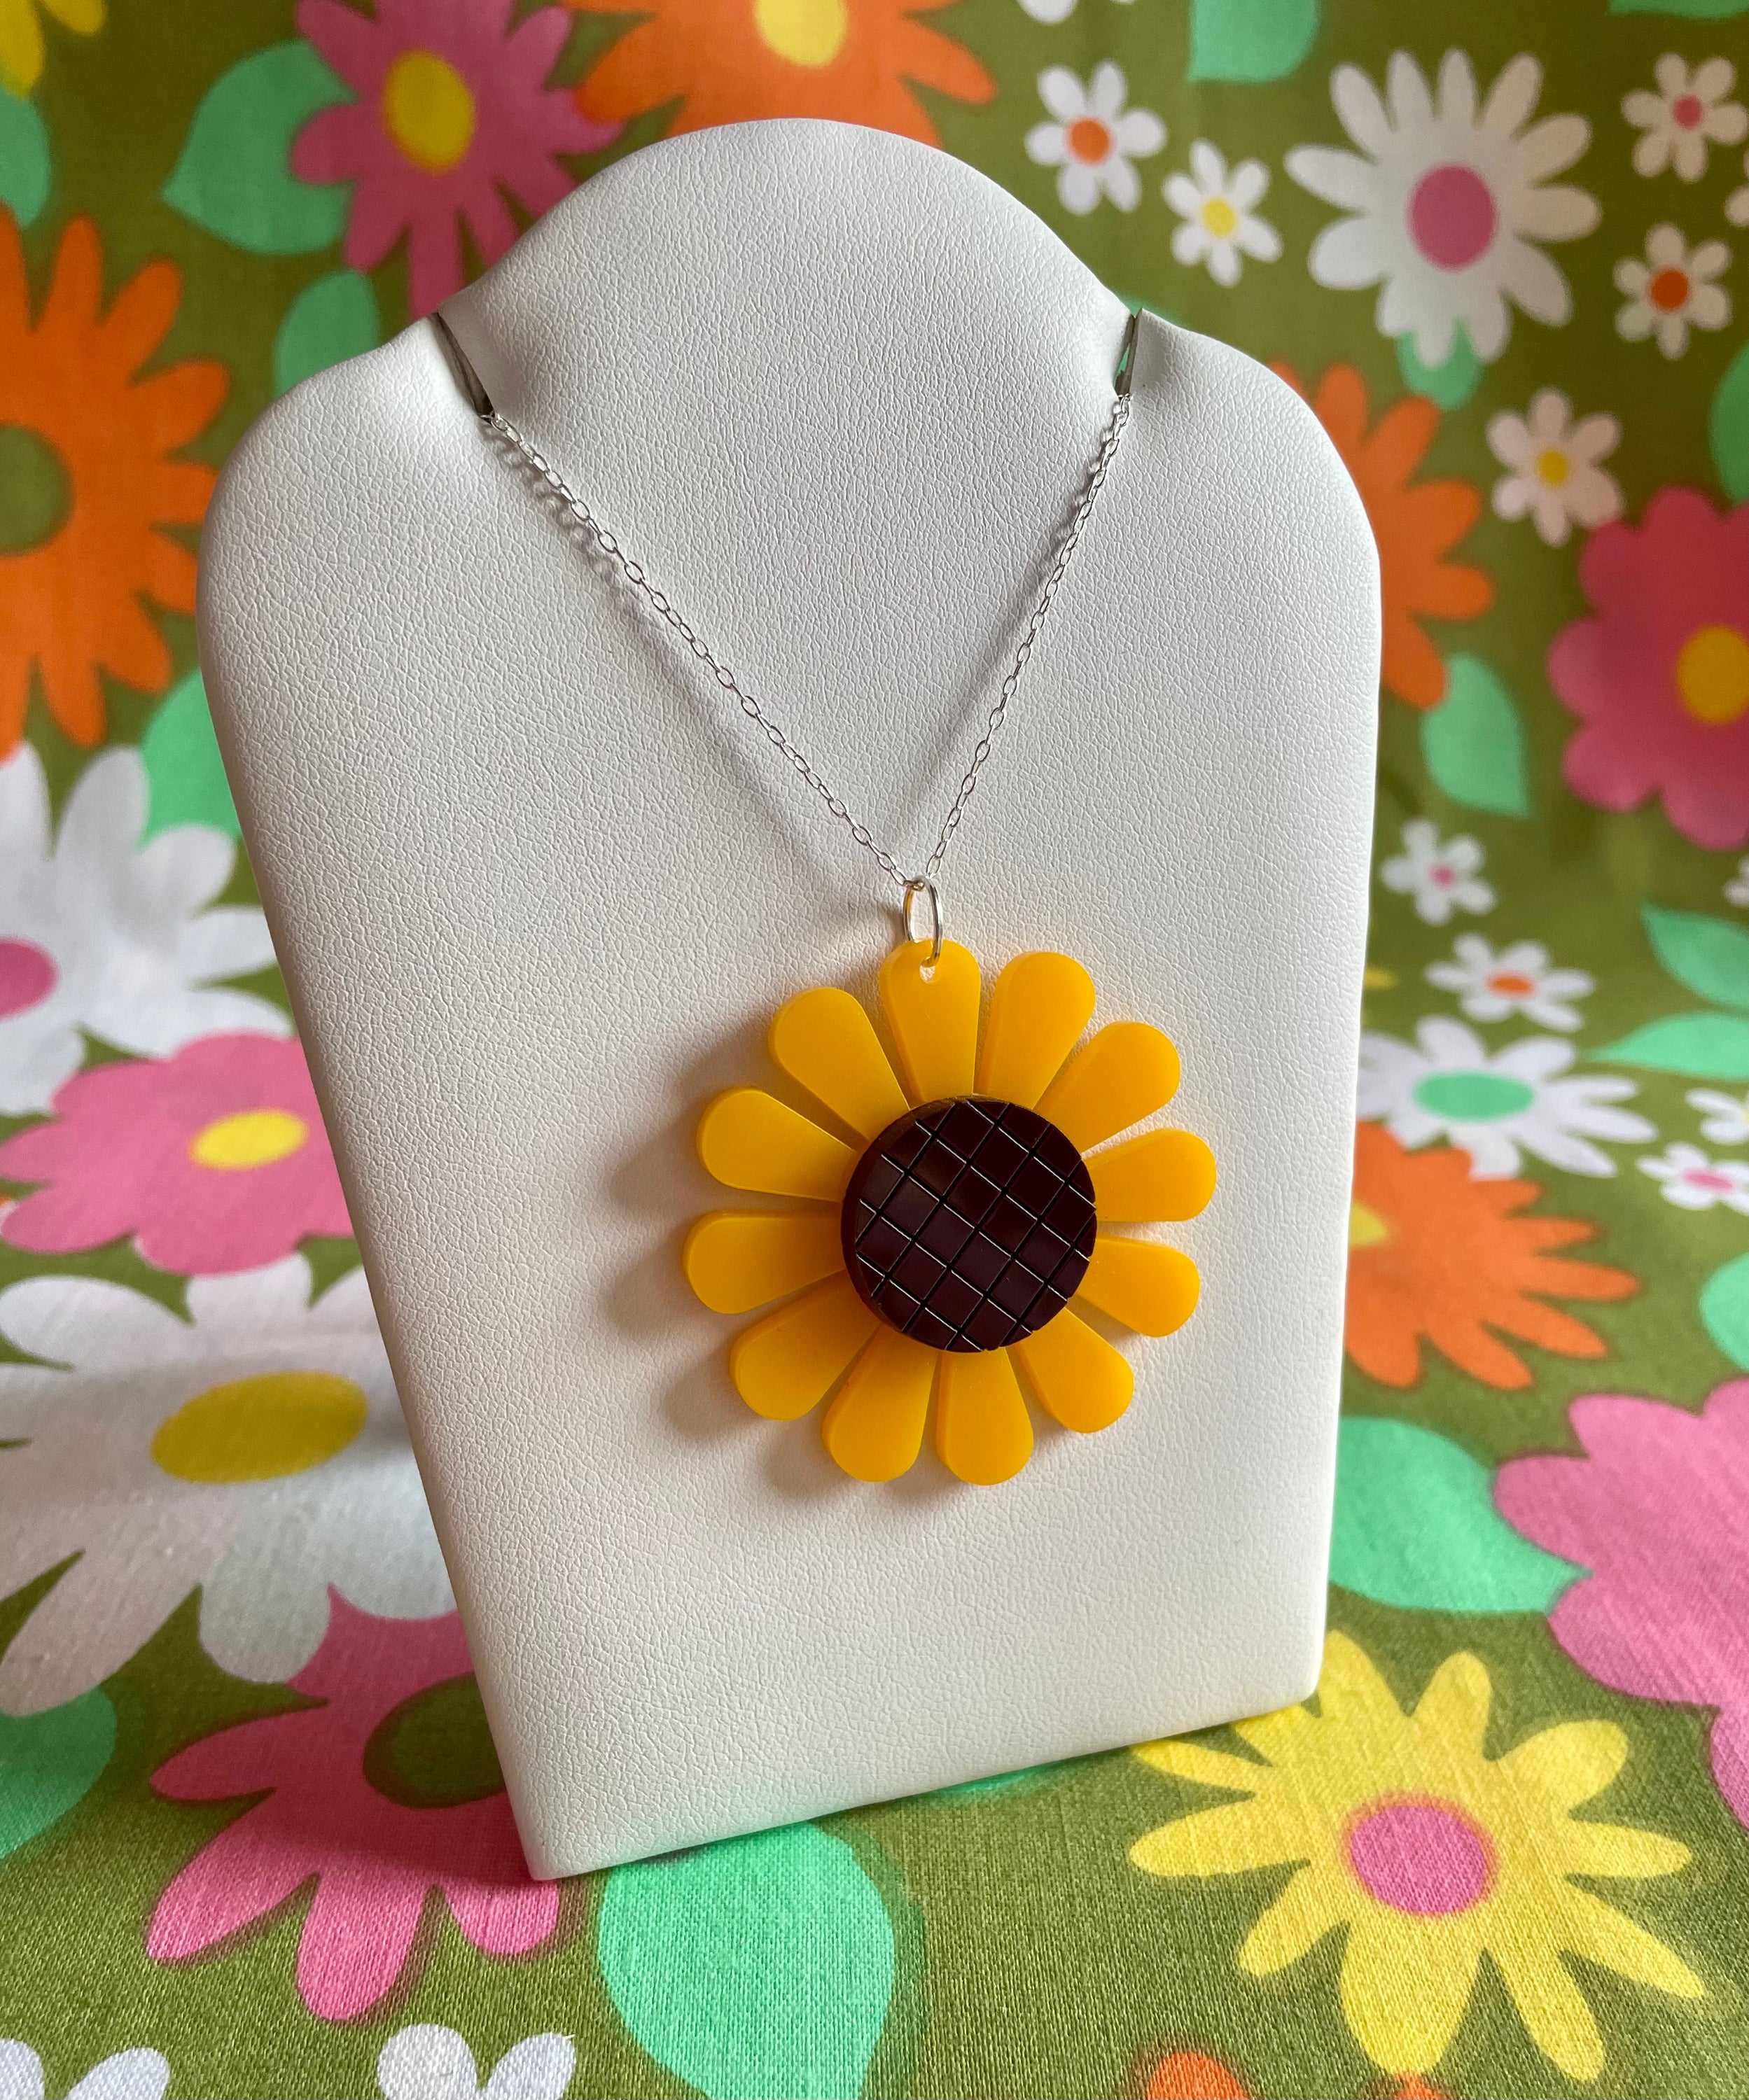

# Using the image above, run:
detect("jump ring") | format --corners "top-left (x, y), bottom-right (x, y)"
top-left (901, 877), bottom-right (943, 963)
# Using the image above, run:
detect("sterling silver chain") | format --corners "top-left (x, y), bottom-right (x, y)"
top-left (435, 308), bottom-right (1137, 948)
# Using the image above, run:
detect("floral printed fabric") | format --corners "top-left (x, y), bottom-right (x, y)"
top-left (1, 1), bottom-right (1748, 2096)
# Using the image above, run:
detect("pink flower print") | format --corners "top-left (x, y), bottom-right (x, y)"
top-left (148, 1597), bottom-right (558, 2021)
top-left (1497, 1380), bottom-right (1749, 1828)
top-left (1548, 488), bottom-right (1749, 850)
top-left (292, 0), bottom-right (618, 318)
top-left (0, 1032), bottom-right (350, 1275)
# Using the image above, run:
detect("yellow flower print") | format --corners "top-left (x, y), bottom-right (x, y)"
top-left (1130, 1633), bottom-right (1702, 2084)
top-left (683, 942), bottom-right (1215, 1485)
top-left (0, 0), bottom-right (102, 98)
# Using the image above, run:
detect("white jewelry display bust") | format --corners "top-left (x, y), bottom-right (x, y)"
top-left (198, 117), bottom-right (1380, 1877)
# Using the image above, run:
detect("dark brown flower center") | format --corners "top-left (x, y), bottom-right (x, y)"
top-left (839, 1097), bottom-right (1096, 1353)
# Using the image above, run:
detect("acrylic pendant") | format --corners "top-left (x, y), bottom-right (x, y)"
top-left (683, 940), bottom-right (1216, 1486)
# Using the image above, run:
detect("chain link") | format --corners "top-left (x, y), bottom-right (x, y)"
top-left (480, 379), bottom-right (1130, 897)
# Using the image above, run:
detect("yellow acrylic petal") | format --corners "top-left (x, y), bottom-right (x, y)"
top-left (728, 1275), bottom-right (878, 1421)
top-left (696, 1087), bottom-right (856, 1200)
top-left (976, 951), bottom-right (1096, 1107)
top-left (1088, 1128), bottom-right (1217, 1224)
top-left (1037, 1021), bottom-right (1180, 1153)
top-left (1236, 1865), bottom-right (1349, 1976)
top-left (879, 939), bottom-right (980, 1103)
top-left (935, 1347), bottom-right (1033, 1485)
top-left (1490, 1937), bottom-right (1607, 2083)
top-left (1011, 1306), bottom-right (1132, 1433)
top-left (1131, 1737), bottom-right (1267, 1795)
top-left (1077, 1236), bottom-right (1199, 1337)
top-left (1339, 1913), bottom-right (1481, 2078)
top-left (1493, 1718), bottom-right (1626, 1814)
top-left (768, 986), bottom-right (909, 1142)
top-left (821, 1325), bottom-right (937, 1480)
top-left (683, 1210), bottom-right (844, 1315)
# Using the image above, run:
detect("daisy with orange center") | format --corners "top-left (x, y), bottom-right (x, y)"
top-left (683, 942), bottom-right (1215, 1485)
top-left (1276, 363), bottom-right (1491, 711)
top-left (0, 215), bottom-right (226, 753)
top-left (1346, 1123), bottom-right (1636, 1392)
top-left (566, 0), bottom-right (994, 146)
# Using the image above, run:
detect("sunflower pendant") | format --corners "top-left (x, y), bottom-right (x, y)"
top-left (683, 941), bottom-right (1216, 1486)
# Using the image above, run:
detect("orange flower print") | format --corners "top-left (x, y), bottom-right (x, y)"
top-left (1276, 362), bottom-right (1491, 710)
top-left (1346, 1123), bottom-right (1636, 1391)
top-left (1141, 2050), bottom-right (1250, 2099)
top-left (566, 0), bottom-right (994, 146)
top-left (0, 216), bottom-right (225, 754)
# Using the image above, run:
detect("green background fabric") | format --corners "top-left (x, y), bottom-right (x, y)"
top-left (3, 0), bottom-right (1749, 2093)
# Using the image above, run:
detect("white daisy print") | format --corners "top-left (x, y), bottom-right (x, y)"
top-left (1729, 150), bottom-right (1749, 227)
top-left (1164, 140), bottom-right (1282, 286)
top-left (1689, 1088), bottom-right (1749, 1145)
top-left (1638, 1142), bottom-right (1749, 1214)
top-left (1380, 818), bottom-right (1496, 925)
top-left (1615, 225), bottom-right (1732, 357)
top-left (1486, 390), bottom-right (1623, 547)
top-left (1359, 1017), bottom-right (1654, 1180)
top-left (1623, 55), bottom-right (1748, 181)
top-left (0, 2042), bottom-right (169, 2100)
top-left (1014, 0), bottom-right (1138, 15)
top-left (0, 743), bottom-right (286, 1116)
top-left (1727, 855), bottom-right (1749, 907)
top-left (1285, 50), bottom-right (1599, 367)
top-left (1426, 935), bottom-right (1595, 1030)
top-left (377, 2027), bottom-right (576, 2100)
top-left (1026, 64), bottom-right (1165, 215)
top-left (0, 1254), bottom-right (451, 1716)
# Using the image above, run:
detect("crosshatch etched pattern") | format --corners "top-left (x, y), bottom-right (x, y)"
top-left (840, 1098), bottom-right (1098, 1352)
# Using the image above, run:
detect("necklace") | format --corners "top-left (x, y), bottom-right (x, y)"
top-left (433, 304), bottom-right (1214, 1490)
top-left (433, 305), bottom-right (1136, 957)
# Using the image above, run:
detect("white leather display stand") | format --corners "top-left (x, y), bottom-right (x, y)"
top-left (198, 119), bottom-right (1380, 1878)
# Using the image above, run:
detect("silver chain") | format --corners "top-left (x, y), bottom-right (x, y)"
top-left (448, 312), bottom-right (1135, 911)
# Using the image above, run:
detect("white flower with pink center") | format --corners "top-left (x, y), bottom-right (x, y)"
top-left (1689, 1088), bottom-right (1749, 1146)
top-left (1025, 63), bottom-right (1165, 215)
top-left (1727, 855), bottom-right (1749, 907)
top-left (1639, 1142), bottom-right (1749, 1213)
top-left (1285, 50), bottom-right (1599, 366)
top-left (1426, 934), bottom-right (1595, 1030)
top-left (0, 744), bottom-right (286, 1116)
top-left (1624, 55), bottom-right (1748, 182)
top-left (1615, 225), bottom-right (1733, 358)
top-left (1380, 818), bottom-right (1496, 925)
top-left (1486, 390), bottom-right (1623, 547)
